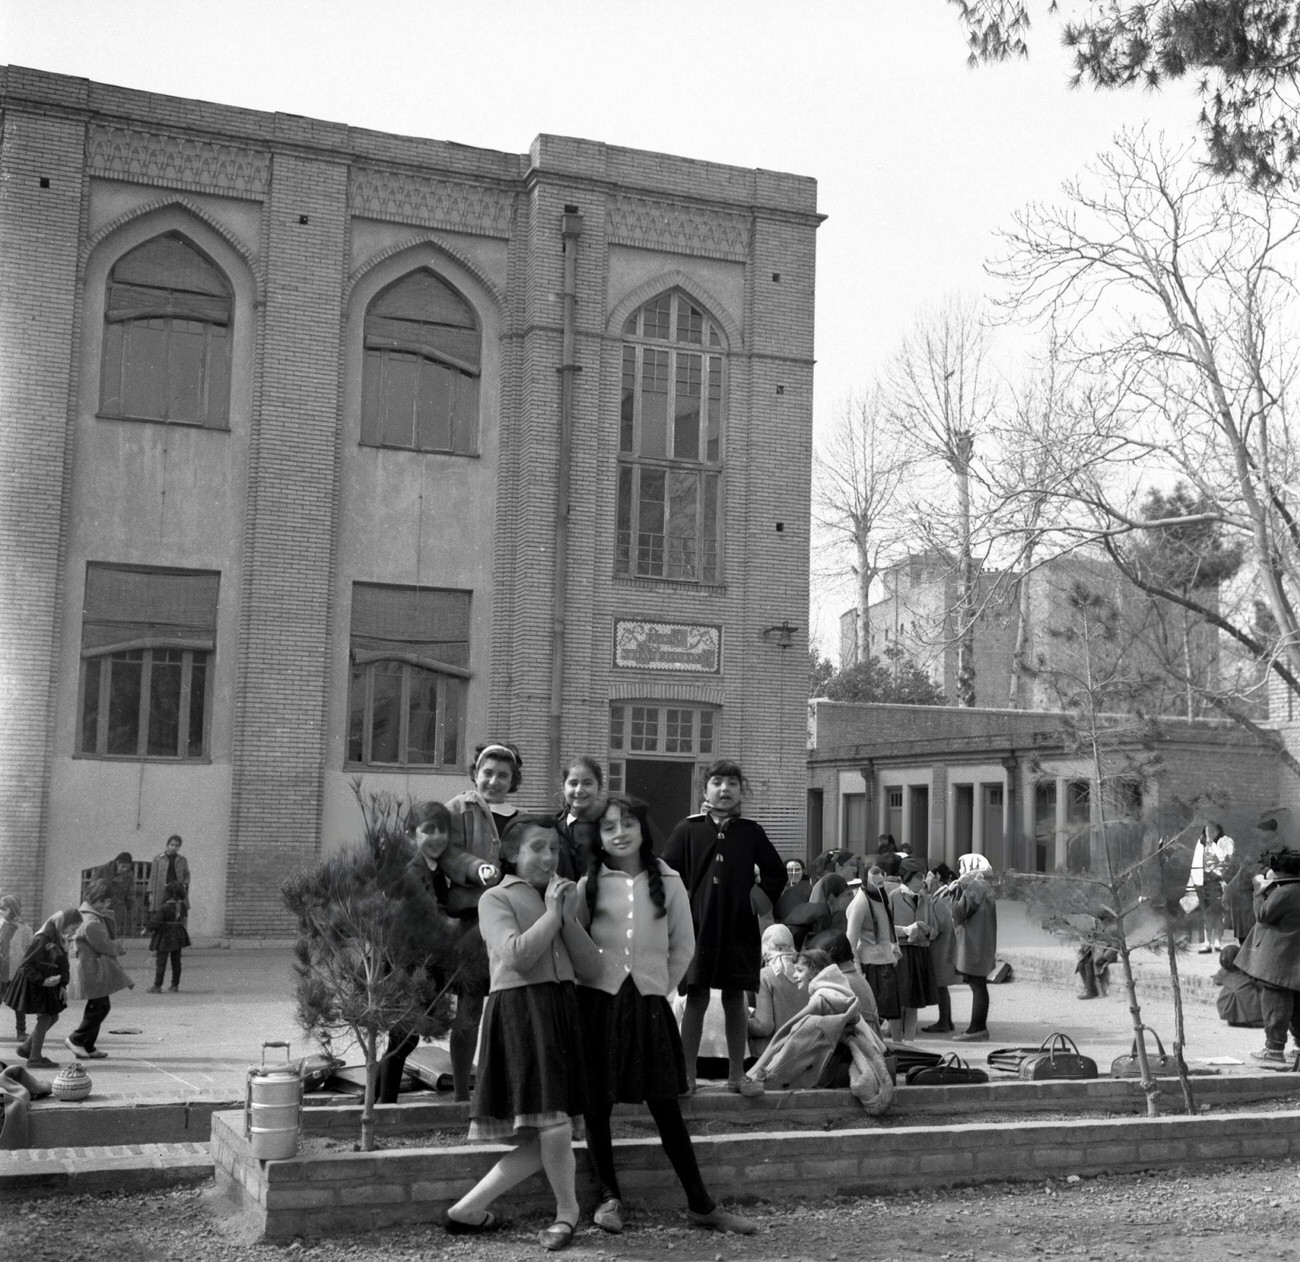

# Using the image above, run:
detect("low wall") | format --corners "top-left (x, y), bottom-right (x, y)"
top-left (209, 1081), bottom-right (1300, 1242)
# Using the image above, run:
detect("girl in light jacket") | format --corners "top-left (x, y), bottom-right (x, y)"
top-left (65, 880), bottom-right (134, 1058)
top-left (577, 796), bottom-right (755, 1237)
top-left (444, 815), bottom-right (596, 1252)
top-left (846, 868), bottom-right (901, 1027)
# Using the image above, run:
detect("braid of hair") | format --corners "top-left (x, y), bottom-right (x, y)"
top-left (642, 836), bottom-right (667, 918)
top-left (584, 836), bottom-right (604, 924)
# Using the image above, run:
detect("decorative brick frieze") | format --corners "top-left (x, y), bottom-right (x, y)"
top-left (608, 194), bottom-right (750, 261)
top-left (87, 123), bottom-right (269, 198)
top-left (348, 166), bottom-right (514, 238)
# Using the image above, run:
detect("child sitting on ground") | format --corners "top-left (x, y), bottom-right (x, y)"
top-left (1213, 942), bottom-right (1264, 1028)
top-left (147, 881), bottom-right (191, 993)
top-left (740, 948), bottom-right (858, 1095)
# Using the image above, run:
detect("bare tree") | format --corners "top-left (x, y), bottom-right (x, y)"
top-left (991, 128), bottom-right (1300, 760)
top-left (812, 386), bottom-right (910, 665)
top-left (885, 299), bottom-right (999, 705)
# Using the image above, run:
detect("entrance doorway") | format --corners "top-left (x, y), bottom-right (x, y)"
top-left (624, 759), bottom-right (695, 852)
top-left (980, 783), bottom-right (1005, 871)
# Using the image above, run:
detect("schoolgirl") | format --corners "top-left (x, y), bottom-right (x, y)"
top-left (4, 909), bottom-right (81, 1068)
top-left (0, 895), bottom-right (34, 1041)
top-left (440, 740), bottom-right (523, 1099)
top-left (888, 857), bottom-right (937, 1041)
top-left (444, 814), bottom-right (596, 1251)
top-left (576, 795), bottom-right (755, 1235)
top-left (377, 800), bottom-right (456, 1104)
top-left (845, 867), bottom-right (902, 1027)
top-left (663, 760), bottom-right (786, 1092)
top-left (555, 755), bottom-right (605, 880)
top-left (747, 923), bottom-right (806, 1056)
top-left (147, 881), bottom-right (191, 993)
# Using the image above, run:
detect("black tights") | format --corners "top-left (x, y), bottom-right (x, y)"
top-left (963, 973), bottom-right (989, 1033)
top-left (584, 1097), bottom-right (714, 1214)
top-left (154, 950), bottom-right (182, 988)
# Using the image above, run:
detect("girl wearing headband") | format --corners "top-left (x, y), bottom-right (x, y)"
top-left (440, 740), bottom-right (524, 1099)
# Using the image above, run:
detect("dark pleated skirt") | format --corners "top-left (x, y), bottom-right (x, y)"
top-left (468, 981), bottom-right (587, 1142)
top-left (3, 975), bottom-right (65, 1017)
top-left (896, 944), bottom-right (937, 1009)
top-left (863, 962), bottom-right (901, 1020)
top-left (579, 977), bottom-right (688, 1104)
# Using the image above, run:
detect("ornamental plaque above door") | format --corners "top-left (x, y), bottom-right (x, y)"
top-left (613, 620), bottom-right (722, 673)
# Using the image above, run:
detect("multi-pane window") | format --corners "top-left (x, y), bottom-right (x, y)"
top-left (78, 565), bottom-right (218, 759)
top-left (616, 290), bottom-right (724, 583)
top-left (100, 234), bottom-right (232, 428)
top-left (348, 584), bottom-right (470, 769)
top-left (609, 703), bottom-right (715, 756)
top-left (361, 270), bottom-right (480, 454)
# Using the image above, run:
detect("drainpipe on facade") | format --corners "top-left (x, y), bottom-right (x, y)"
top-left (550, 206), bottom-right (583, 791)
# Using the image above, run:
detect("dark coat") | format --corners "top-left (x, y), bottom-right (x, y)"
top-left (662, 813), bottom-right (786, 992)
top-left (555, 811), bottom-right (600, 882)
top-left (1234, 876), bottom-right (1300, 991)
top-left (948, 875), bottom-right (998, 977)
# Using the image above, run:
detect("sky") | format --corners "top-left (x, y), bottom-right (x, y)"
top-left (0, 0), bottom-right (1201, 656)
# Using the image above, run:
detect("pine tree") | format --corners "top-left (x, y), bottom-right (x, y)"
top-left (281, 783), bottom-right (483, 1151)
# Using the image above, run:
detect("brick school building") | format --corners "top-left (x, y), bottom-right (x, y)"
top-left (0, 67), bottom-right (821, 936)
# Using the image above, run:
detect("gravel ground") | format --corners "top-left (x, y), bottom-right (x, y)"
top-left (9, 1159), bottom-right (1300, 1262)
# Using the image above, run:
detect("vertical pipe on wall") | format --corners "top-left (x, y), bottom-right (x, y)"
top-left (550, 207), bottom-right (583, 791)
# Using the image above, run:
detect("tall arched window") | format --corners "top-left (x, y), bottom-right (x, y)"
top-left (616, 290), bottom-right (724, 583)
top-left (99, 233), bottom-right (233, 429)
top-left (361, 270), bottom-right (480, 454)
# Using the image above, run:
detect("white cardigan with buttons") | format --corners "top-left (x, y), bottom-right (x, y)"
top-left (576, 859), bottom-right (695, 997)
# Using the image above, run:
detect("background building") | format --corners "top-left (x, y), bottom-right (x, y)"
top-left (807, 700), bottom-right (1278, 871)
top-left (0, 67), bottom-right (820, 936)
top-left (839, 551), bottom-right (1222, 715)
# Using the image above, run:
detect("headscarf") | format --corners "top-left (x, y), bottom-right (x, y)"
top-left (761, 922), bottom-right (796, 964)
top-left (958, 853), bottom-right (992, 876)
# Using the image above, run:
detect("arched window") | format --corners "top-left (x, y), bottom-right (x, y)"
top-left (99, 233), bottom-right (232, 429)
top-left (361, 270), bottom-right (480, 454)
top-left (617, 290), bottom-right (724, 582)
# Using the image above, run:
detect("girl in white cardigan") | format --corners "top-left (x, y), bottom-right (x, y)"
top-left (576, 794), bottom-right (756, 1237)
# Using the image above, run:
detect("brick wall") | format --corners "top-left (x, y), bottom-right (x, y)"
top-left (0, 104), bottom-right (85, 914)
top-left (225, 153), bottom-right (349, 935)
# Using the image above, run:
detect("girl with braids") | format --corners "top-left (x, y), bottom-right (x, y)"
top-left (575, 795), bottom-right (756, 1237)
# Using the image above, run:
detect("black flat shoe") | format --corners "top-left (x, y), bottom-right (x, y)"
top-left (540, 1219), bottom-right (576, 1251)
top-left (443, 1209), bottom-right (499, 1234)
top-left (921, 1022), bottom-right (954, 1033)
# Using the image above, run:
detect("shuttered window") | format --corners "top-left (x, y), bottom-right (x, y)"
top-left (99, 234), bottom-right (232, 429)
top-left (361, 271), bottom-right (480, 454)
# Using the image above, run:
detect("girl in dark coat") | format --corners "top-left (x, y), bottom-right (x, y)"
top-left (1234, 848), bottom-right (1300, 1067)
top-left (555, 755), bottom-right (604, 880)
top-left (5, 909), bottom-right (81, 1068)
top-left (662, 760), bottom-right (786, 1092)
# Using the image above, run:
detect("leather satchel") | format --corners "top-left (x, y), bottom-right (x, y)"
top-left (1110, 1029), bottom-right (1180, 1078)
top-left (906, 1052), bottom-right (989, 1086)
top-left (1017, 1032), bottom-right (1098, 1081)
top-left (987, 1044), bottom-right (1042, 1074)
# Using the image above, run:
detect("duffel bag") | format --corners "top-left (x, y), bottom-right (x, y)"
top-left (906, 1052), bottom-right (990, 1086)
top-left (1017, 1032), bottom-right (1098, 1081)
top-left (1110, 1029), bottom-right (1180, 1078)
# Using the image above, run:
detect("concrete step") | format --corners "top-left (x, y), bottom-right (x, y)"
top-left (0, 1141), bottom-right (212, 1195)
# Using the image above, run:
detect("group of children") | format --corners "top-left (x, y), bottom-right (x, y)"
top-left (0, 857), bottom-right (192, 1069)
top-left (394, 744), bottom-right (767, 1249)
